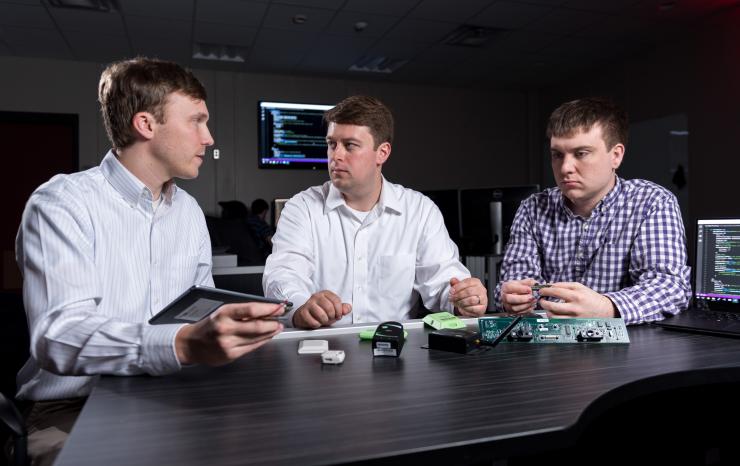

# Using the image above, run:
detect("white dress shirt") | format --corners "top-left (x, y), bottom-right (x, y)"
top-left (263, 177), bottom-right (470, 326)
top-left (15, 151), bottom-right (213, 401)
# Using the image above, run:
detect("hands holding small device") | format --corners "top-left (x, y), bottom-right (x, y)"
top-left (501, 279), bottom-right (617, 318)
top-left (175, 302), bottom-right (286, 366)
top-left (292, 290), bottom-right (352, 329)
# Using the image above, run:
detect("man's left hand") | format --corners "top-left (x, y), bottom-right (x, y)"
top-left (449, 277), bottom-right (487, 317)
top-left (537, 282), bottom-right (617, 318)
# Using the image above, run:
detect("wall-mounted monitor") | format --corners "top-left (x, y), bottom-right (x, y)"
top-left (258, 101), bottom-right (334, 169)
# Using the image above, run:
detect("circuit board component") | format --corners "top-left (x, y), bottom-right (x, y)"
top-left (478, 316), bottom-right (629, 344)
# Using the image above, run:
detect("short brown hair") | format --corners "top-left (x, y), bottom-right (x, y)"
top-left (323, 95), bottom-right (394, 149)
top-left (546, 97), bottom-right (628, 150)
top-left (98, 57), bottom-right (207, 151)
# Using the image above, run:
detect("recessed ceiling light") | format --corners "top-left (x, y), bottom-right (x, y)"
top-left (354, 21), bottom-right (368, 32)
top-left (292, 14), bottom-right (308, 25)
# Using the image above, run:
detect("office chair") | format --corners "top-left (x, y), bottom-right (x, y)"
top-left (0, 394), bottom-right (27, 466)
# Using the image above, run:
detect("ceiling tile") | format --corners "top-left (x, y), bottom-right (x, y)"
top-left (262, 3), bottom-right (336, 32)
top-left (195, 22), bottom-right (258, 47)
top-left (560, 0), bottom-right (641, 12)
top-left (126, 15), bottom-right (191, 38)
top-left (524, 8), bottom-right (605, 34)
top-left (416, 43), bottom-right (484, 66)
top-left (121, 0), bottom-right (194, 20)
top-left (49, 8), bottom-right (126, 35)
top-left (253, 27), bottom-right (318, 50)
top-left (492, 30), bottom-right (562, 53)
top-left (469, 1), bottom-right (552, 29)
top-left (248, 46), bottom-right (304, 70)
top-left (196, 0), bottom-right (267, 27)
top-left (300, 32), bottom-right (376, 70)
top-left (386, 18), bottom-right (458, 43)
top-left (363, 39), bottom-right (429, 60)
top-left (325, 10), bottom-right (398, 37)
top-left (0, 26), bottom-right (72, 58)
top-left (64, 30), bottom-right (131, 61)
top-left (0, 4), bottom-right (55, 28)
top-left (0, 0), bottom-right (47, 4)
top-left (272, 0), bottom-right (344, 9)
top-left (131, 38), bottom-right (193, 63)
top-left (409, 0), bottom-right (493, 22)
top-left (343, 0), bottom-right (418, 16)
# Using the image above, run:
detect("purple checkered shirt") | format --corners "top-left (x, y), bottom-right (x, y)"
top-left (493, 176), bottom-right (691, 325)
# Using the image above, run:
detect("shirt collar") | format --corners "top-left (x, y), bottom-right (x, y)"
top-left (558, 174), bottom-right (622, 219)
top-left (101, 150), bottom-right (178, 207)
top-left (324, 176), bottom-right (403, 215)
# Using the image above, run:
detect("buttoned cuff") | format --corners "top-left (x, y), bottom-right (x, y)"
top-left (284, 293), bottom-right (311, 328)
top-left (603, 292), bottom-right (635, 324)
top-left (141, 323), bottom-right (187, 375)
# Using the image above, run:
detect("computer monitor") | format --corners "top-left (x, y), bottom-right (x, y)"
top-left (459, 185), bottom-right (539, 256)
top-left (258, 101), bottom-right (334, 169)
top-left (422, 189), bottom-right (461, 245)
top-left (694, 219), bottom-right (740, 310)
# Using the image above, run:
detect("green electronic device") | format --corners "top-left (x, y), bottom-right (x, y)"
top-left (478, 315), bottom-right (630, 344)
top-left (423, 311), bottom-right (466, 330)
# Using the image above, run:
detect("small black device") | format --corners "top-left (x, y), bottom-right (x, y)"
top-left (149, 286), bottom-right (291, 325)
top-left (427, 329), bottom-right (482, 354)
top-left (372, 321), bottom-right (405, 357)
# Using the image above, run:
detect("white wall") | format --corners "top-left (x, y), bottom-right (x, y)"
top-left (0, 56), bottom-right (533, 215)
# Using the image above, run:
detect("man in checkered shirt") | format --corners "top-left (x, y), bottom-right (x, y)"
top-left (494, 98), bottom-right (691, 325)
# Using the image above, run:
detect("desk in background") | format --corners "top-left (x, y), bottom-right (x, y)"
top-left (55, 324), bottom-right (740, 465)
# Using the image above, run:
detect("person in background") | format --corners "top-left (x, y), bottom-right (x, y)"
top-left (263, 95), bottom-right (487, 329)
top-left (247, 198), bottom-right (275, 255)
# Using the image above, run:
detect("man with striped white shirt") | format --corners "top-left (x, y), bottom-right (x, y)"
top-left (494, 98), bottom-right (691, 325)
top-left (14, 58), bottom-right (284, 465)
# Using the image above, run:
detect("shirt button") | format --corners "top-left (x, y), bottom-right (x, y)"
top-left (583, 224), bottom-right (589, 230)
top-left (357, 286), bottom-right (363, 291)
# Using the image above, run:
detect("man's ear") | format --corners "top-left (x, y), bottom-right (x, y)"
top-left (610, 143), bottom-right (625, 170)
top-left (131, 112), bottom-right (156, 141)
top-left (376, 141), bottom-right (391, 166)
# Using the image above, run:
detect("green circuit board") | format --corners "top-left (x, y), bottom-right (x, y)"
top-left (478, 316), bottom-right (630, 344)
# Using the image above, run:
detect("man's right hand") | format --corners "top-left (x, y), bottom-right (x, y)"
top-left (175, 302), bottom-right (285, 366)
top-left (292, 290), bottom-right (352, 329)
top-left (501, 278), bottom-right (537, 314)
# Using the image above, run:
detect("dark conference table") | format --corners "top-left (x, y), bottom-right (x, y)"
top-left (55, 321), bottom-right (740, 466)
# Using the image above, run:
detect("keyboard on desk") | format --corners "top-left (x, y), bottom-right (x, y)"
top-left (695, 310), bottom-right (740, 321)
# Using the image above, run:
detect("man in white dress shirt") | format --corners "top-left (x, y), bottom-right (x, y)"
top-left (14, 57), bottom-right (284, 465)
top-left (263, 95), bottom-right (487, 329)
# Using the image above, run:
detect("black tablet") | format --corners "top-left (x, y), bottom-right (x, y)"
top-left (149, 285), bottom-right (291, 325)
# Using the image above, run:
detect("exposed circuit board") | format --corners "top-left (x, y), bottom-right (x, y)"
top-left (478, 316), bottom-right (630, 344)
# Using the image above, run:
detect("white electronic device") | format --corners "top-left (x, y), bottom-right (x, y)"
top-left (297, 339), bottom-right (329, 354)
top-left (321, 350), bottom-right (345, 364)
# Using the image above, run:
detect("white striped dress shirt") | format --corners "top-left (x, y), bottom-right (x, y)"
top-left (15, 151), bottom-right (213, 401)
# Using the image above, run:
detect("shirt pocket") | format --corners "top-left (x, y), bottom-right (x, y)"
top-left (166, 253), bottom-right (200, 290)
top-left (378, 254), bottom-right (416, 305)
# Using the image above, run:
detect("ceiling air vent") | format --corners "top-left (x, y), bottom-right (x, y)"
top-left (47, 0), bottom-right (119, 12)
top-left (348, 56), bottom-right (408, 74)
top-left (193, 43), bottom-right (247, 63)
top-left (443, 25), bottom-right (502, 47)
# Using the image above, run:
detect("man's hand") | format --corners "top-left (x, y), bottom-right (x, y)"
top-left (449, 277), bottom-right (487, 317)
top-left (500, 278), bottom-right (537, 314)
top-left (292, 290), bottom-right (352, 329)
top-left (175, 302), bottom-right (285, 366)
top-left (537, 282), bottom-right (617, 318)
